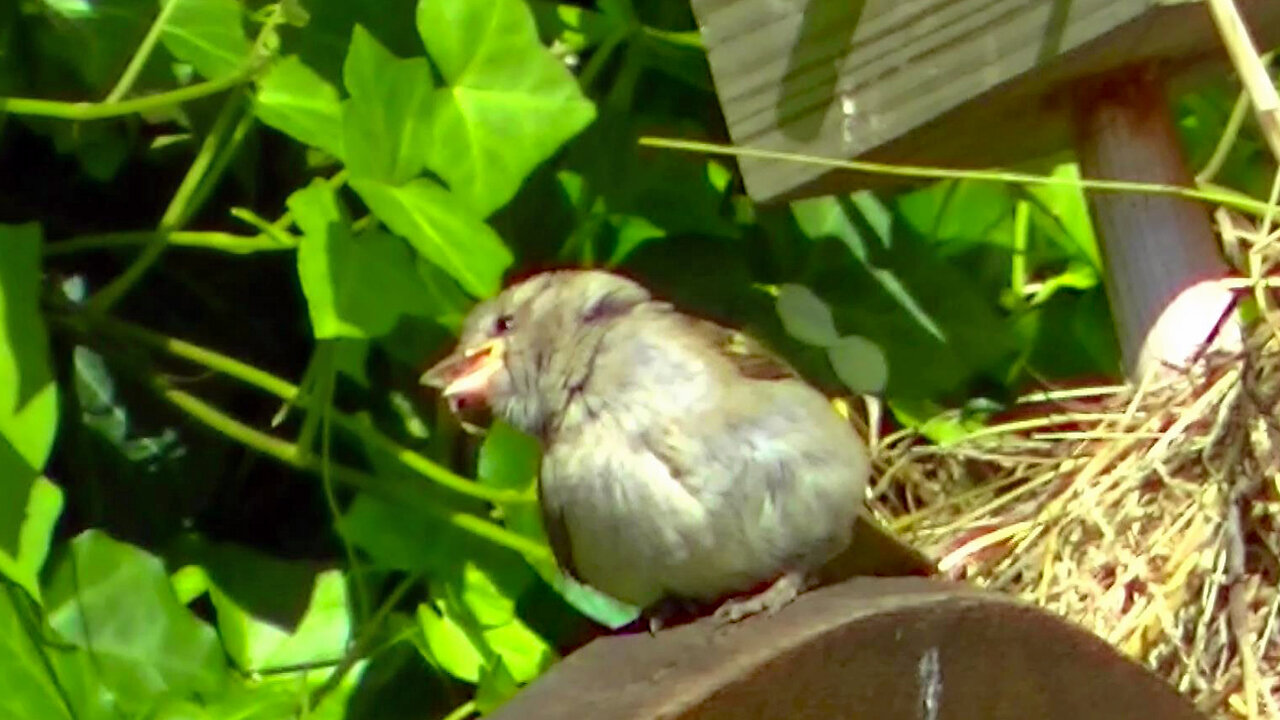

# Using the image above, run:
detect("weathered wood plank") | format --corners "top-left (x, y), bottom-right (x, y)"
top-left (690, 0), bottom-right (1280, 202)
top-left (491, 577), bottom-right (1207, 720)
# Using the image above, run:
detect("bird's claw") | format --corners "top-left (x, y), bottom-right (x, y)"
top-left (713, 571), bottom-right (807, 624)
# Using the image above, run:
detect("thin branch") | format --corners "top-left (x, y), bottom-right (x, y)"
top-left (103, 0), bottom-right (182, 103)
top-left (638, 136), bottom-right (1279, 218)
top-left (154, 380), bottom-right (550, 562)
top-left (0, 64), bottom-right (258, 120)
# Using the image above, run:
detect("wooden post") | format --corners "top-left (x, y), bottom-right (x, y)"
top-left (1073, 67), bottom-right (1239, 379)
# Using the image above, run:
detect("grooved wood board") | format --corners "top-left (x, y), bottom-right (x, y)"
top-left (690, 0), bottom-right (1280, 202)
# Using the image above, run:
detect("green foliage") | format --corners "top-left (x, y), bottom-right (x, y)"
top-left (2, 0), bottom-right (1271, 715)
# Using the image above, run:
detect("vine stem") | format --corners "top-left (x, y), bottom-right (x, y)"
top-left (0, 66), bottom-right (258, 120)
top-left (155, 380), bottom-right (549, 563)
top-left (43, 230), bottom-right (295, 257)
top-left (103, 0), bottom-right (182, 103)
top-left (89, 90), bottom-right (253, 313)
top-left (638, 136), bottom-right (1278, 218)
top-left (307, 574), bottom-right (418, 709)
top-left (72, 314), bottom-right (526, 506)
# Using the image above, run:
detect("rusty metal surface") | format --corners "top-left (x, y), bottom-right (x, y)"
top-left (492, 577), bottom-right (1208, 720)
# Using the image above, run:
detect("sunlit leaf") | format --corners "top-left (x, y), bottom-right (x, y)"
top-left (0, 224), bottom-right (61, 602)
top-left (0, 223), bottom-right (58, 469)
top-left (0, 445), bottom-right (62, 603)
top-left (341, 24), bottom-right (435, 183)
top-left (45, 531), bottom-right (227, 709)
top-left (350, 177), bottom-right (512, 297)
top-left (254, 55), bottom-right (344, 158)
top-left (289, 179), bottom-right (437, 338)
top-left (418, 603), bottom-right (484, 682)
top-left (212, 567), bottom-right (349, 672)
top-left (417, 0), bottom-right (596, 215)
top-left (475, 658), bottom-right (519, 713)
top-left (0, 584), bottom-right (115, 720)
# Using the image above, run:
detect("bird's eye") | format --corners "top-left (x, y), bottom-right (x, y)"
top-left (492, 314), bottom-right (514, 336)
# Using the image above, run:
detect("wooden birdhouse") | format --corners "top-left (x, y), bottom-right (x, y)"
top-left (689, 0), bottom-right (1280, 379)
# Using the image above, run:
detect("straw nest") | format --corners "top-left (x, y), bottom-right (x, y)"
top-left (868, 317), bottom-right (1280, 719)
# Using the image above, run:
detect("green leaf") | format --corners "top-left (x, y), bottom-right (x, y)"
top-left (0, 449), bottom-right (63, 603)
top-left (417, 595), bottom-right (553, 685)
top-left (417, 0), bottom-right (597, 215)
top-left (827, 335), bottom-right (889, 395)
top-left (0, 224), bottom-right (61, 602)
top-left (160, 0), bottom-right (253, 80)
top-left (254, 55), bottom-right (345, 158)
top-left (45, 531), bottom-right (228, 710)
top-left (0, 584), bottom-right (115, 720)
top-left (212, 568), bottom-right (349, 672)
top-left (350, 177), bottom-right (512, 297)
top-left (33, 0), bottom-right (153, 93)
top-left (418, 603), bottom-right (484, 682)
top-left (0, 223), bottom-right (58, 470)
top-left (1023, 163), bottom-right (1101, 268)
top-left (341, 24), bottom-right (435, 183)
top-left (288, 180), bottom-right (436, 338)
top-left (475, 658), bottom-right (519, 713)
top-left (775, 284), bottom-right (840, 347)
top-left (792, 195), bottom-right (1017, 399)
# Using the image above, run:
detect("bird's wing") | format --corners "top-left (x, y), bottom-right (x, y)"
top-left (538, 478), bottom-right (581, 581)
top-left (680, 317), bottom-right (798, 382)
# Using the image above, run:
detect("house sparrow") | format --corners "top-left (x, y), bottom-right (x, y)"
top-left (423, 269), bottom-right (899, 624)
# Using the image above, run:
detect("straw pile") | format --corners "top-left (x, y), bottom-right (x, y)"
top-left (868, 321), bottom-right (1280, 719)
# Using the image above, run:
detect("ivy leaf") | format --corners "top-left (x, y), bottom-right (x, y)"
top-left (0, 224), bottom-right (62, 603)
top-left (475, 658), bottom-right (520, 713)
top-left (210, 564), bottom-right (349, 673)
top-left (827, 334), bottom-right (889, 395)
top-left (289, 180), bottom-right (436, 338)
top-left (417, 0), bottom-right (596, 216)
top-left (0, 223), bottom-right (58, 469)
top-left (0, 441), bottom-right (62, 604)
top-left (46, 531), bottom-right (227, 711)
top-left (351, 177), bottom-right (512, 297)
top-left (160, 0), bottom-right (253, 80)
top-left (341, 24), bottom-right (435, 183)
top-left (255, 56), bottom-right (345, 158)
top-left (0, 585), bottom-right (115, 720)
top-left (775, 284), bottom-right (840, 347)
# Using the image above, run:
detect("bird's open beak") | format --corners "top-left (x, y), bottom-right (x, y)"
top-left (421, 338), bottom-right (506, 402)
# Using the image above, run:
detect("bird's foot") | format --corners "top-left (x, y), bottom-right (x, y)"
top-left (713, 571), bottom-right (809, 624)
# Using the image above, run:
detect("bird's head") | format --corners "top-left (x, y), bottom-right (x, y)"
top-left (421, 269), bottom-right (652, 437)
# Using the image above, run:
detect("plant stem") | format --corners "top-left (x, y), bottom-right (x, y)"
top-left (308, 574), bottom-right (418, 709)
top-left (639, 136), bottom-right (1279, 218)
top-left (79, 315), bottom-right (524, 506)
top-left (89, 91), bottom-right (253, 313)
top-left (155, 380), bottom-right (549, 562)
top-left (442, 701), bottom-right (478, 720)
top-left (104, 0), bottom-right (182, 103)
top-left (44, 230), bottom-right (295, 256)
top-left (0, 66), bottom-right (257, 120)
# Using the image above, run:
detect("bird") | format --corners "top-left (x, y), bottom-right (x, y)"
top-left (422, 269), bottom-right (922, 626)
